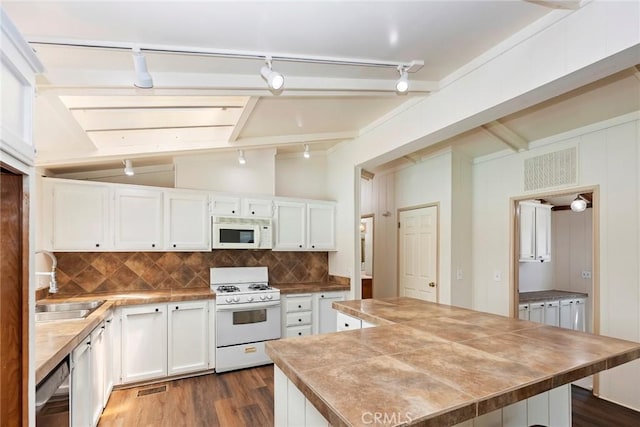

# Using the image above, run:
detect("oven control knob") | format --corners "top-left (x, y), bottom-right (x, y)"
top-left (260, 295), bottom-right (266, 301)
top-left (225, 297), bottom-right (232, 303)
top-left (233, 296), bottom-right (240, 302)
top-left (247, 296), bottom-right (254, 302)
top-left (267, 294), bottom-right (273, 300)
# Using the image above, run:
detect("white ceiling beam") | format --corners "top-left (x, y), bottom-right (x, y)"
top-left (481, 121), bottom-right (529, 152)
top-left (228, 97), bottom-right (258, 142)
top-left (633, 65), bottom-right (640, 82)
top-left (52, 163), bottom-right (174, 180)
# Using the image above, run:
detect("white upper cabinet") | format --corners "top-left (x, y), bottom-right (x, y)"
top-left (47, 180), bottom-right (111, 250)
top-left (274, 201), bottom-right (306, 250)
top-left (0, 9), bottom-right (44, 165)
top-left (307, 202), bottom-right (336, 250)
top-left (519, 202), bottom-right (551, 262)
top-left (165, 191), bottom-right (210, 250)
top-left (114, 188), bottom-right (163, 250)
top-left (242, 198), bottom-right (273, 218)
top-left (210, 195), bottom-right (241, 216)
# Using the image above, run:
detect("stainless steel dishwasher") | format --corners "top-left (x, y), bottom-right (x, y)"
top-left (36, 357), bottom-right (70, 427)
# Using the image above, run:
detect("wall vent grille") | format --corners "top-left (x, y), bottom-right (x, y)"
top-left (524, 147), bottom-right (577, 191)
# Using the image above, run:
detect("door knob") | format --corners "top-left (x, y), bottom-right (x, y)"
top-left (428, 282), bottom-right (436, 288)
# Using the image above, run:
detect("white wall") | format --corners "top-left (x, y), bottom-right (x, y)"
top-left (552, 208), bottom-right (593, 294)
top-left (518, 261), bottom-right (554, 292)
top-left (275, 153), bottom-right (328, 199)
top-left (175, 148), bottom-right (276, 194)
top-left (471, 115), bottom-right (640, 411)
top-left (451, 149), bottom-right (473, 308)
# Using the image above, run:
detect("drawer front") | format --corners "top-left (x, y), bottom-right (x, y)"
top-left (286, 311), bottom-right (312, 326)
top-left (286, 296), bottom-right (313, 312)
top-left (337, 312), bottom-right (362, 331)
top-left (286, 325), bottom-right (313, 338)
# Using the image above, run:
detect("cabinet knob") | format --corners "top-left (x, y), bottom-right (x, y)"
top-left (298, 332), bottom-right (302, 336)
top-left (299, 245), bottom-right (303, 248)
top-left (298, 318), bottom-right (302, 322)
top-left (321, 295), bottom-right (324, 298)
top-left (298, 305), bottom-right (302, 308)
top-left (152, 243), bottom-right (156, 248)
top-left (155, 308), bottom-right (159, 312)
top-left (96, 243), bottom-right (100, 248)
top-left (428, 282), bottom-right (436, 288)
top-left (252, 211), bottom-right (255, 215)
top-left (312, 245), bottom-right (315, 248)
top-left (173, 244), bottom-right (177, 248)
top-left (175, 306), bottom-right (179, 310)
top-left (232, 210), bottom-right (235, 214)
top-left (344, 323), bottom-right (349, 327)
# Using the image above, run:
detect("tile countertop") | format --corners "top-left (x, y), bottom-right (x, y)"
top-left (519, 289), bottom-right (588, 303)
top-left (35, 288), bottom-right (215, 384)
top-left (265, 297), bottom-right (640, 427)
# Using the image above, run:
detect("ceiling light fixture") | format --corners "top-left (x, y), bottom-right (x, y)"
top-left (303, 144), bottom-right (310, 159)
top-left (238, 150), bottom-right (246, 165)
top-left (260, 57), bottom-right (284, 91)
top-left (570, 195), bottom-right (587, 212)
top-left (132, 47), bottom-right (153, 88)
top-left (395, 66), bottom-right (409, 93)
top-left (123, 159), bottom-right (135, 176)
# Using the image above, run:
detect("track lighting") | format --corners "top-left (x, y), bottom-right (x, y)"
top-left (260, 57), bottom-right (284, 91)
top-left (395, 66), bottom-right (409, 93)
top-left (303, 144), bottom-right (310, 159)
top-left (123, 159), bottom-right (135, 176)
top-left (570, 195), bottom-right (587, 212)
top-left (132, 48), bottom-right (153, 88)
top-left (238, 150), bottom-right (246, 165)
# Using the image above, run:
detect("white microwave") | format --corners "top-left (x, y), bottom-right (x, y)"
top-left (212, 216), bottom-right (273, 249)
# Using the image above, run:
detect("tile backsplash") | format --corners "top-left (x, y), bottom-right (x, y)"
top-left (52, 250), bottom-right (328, 296)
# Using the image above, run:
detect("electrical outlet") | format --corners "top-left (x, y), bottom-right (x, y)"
top-left (494, 270), bottom-right (502, 281)
top-left (581, 271), bottom-right (592, 279)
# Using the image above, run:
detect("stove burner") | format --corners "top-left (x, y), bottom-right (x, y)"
top-left (216, 285), bottom-right (240, 293)
top-left (248, 283), bottom-right (271, 291)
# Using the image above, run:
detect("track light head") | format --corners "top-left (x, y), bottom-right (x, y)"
top-left (238, 150), bottom-right (246, 165)
top-left (395, 66), bottom-right (409, 94)
top-left (570, 195), bottom-right (587, 212)
top-left (132, 48), bottom-right (153, 89)
top-left (260, 57), bottom-right (284, 91)
top-left (303, 144), bottom-right (310, 159)
top-left (123, 159), bottom-right (135, 176)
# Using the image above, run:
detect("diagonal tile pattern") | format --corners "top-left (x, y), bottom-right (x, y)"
top-left (54, 250), bottom-right (329, 295)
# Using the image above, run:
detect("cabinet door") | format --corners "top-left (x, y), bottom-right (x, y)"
top-left (274, 201), bottom-right (306, 250)
top-left (49, 180), bottom-right (110, 250)
top-left (90, 324), bottom-right (106, 426)
top-left (544, 300), bottom-right (560, 327)
top-left (528, 302), bottom-right (545, 324)
top-left (535, 205), bottom-right (551, 261)
top-left (315, 292), bottom-right (345, 334)
top-left (71, 339), bottom-right (92, 427)
top-left (518, 304), bottom-right (529, 320)
top-left (242, 198), bottom-right (273, 218)
top-left (121, 305), bottom-right (167, 383)
top-left (103, 316), bottom-right (114, 408)
top-left (336, 312), bottom-right (362, 331)
top-left (559, 300), bottom-right (573, 329)
top-left (519, 203), bottom-right (536, 261)
top-left (114, 188), bottom-right (163, 250)
top-left (168, 300), bottom-right (208, 376)
top-left (307, 203), bottom-right (336, 250)
top-left (210, 195), bottom-right (241, 216)
top-left (165, 191), bottom-right (210, 250)
top-left (572, 298), bottom-right (586, 332)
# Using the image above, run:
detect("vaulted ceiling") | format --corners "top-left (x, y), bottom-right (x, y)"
top-left (2, 1), bottom-right (638, 175)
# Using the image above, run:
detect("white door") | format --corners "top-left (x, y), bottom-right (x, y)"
top-left (398, 206), bottom-right (438, 302)
top-left (168, 300), bottom-right (208, 375)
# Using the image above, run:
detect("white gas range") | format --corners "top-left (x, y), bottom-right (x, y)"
top-left (210, 266), bottom-right (281, 373)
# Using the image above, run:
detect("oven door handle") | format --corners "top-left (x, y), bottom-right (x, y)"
top-left (216, 301), bottom-right (281, 311)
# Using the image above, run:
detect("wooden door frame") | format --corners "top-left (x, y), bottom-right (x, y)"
top-left (510, 185), bottom-right (600, 393)
top-left (396, 203), bottom-right (440, 302)
top-left (360, 214), bottom-right (374, 298)
top-left (0, 162), bottom-right (30, 425)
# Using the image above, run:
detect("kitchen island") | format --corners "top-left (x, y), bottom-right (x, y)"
top-left (265, 297), bottom-right (640, 426)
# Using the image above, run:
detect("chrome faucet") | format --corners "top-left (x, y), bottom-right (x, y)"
top-left (36, 250), bottom-right (58, 294)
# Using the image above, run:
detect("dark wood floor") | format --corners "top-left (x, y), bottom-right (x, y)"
top-left (99, 367), bottom-right (640, 426)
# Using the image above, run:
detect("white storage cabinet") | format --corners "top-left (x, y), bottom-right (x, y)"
top-left (114, 187), bottom-right (163, 250)
top-left (283, 294), bottom-right (314, 338)
top-left (71, 337), bottom-right (92, 427)
top-left (314, 292), bottom-right (346, 334)
top-left (164, 191), bottom-right (210, 250)
top-left (274, 200), bottom-right (337, 251)
top-left (120, 304), bottom-right (167, 384)
top-left (519, 202), bottom-right (551, 262)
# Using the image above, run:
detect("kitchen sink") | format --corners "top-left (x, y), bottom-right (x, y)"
top-left (35, 300), bottom-right (105, 322)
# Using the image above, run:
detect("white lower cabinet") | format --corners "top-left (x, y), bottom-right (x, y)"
top-left (528, 302), bottom-right (545, 324)
top-left (71, 338), bottom-right (92, 427)
top-left (336, 312), bottom-right (362, 331)
top-left (90, 324), bottom-right (106, 427)
top-left (544, 300), bottom-right (560, 327)
top-left (168, 300), bottom-right (208, 375)
top-left (121, 304), bottom-right (168, 384)
top-left (518, 303), bottom-right (529, 320)
top-left (314, 292), bottom-right (345, 334)
top-left (103, 315), bottom-right (114, 408)
top-left (117, 300), bottom-right (211, 385)
top-left (282, 294), bottom-right (313, 338)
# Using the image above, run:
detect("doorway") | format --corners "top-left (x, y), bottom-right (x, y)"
top-left (360, 215), bottom-right (374, 299)
top-left (398, 205), bottom-right (438, 302)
